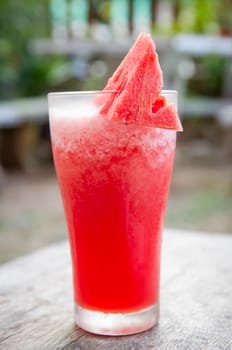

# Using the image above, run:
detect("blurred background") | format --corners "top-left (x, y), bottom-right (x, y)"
top-left (0, 0), bottom-right (232, 264)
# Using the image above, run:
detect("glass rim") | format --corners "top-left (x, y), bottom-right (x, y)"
top-left (48, 89), bottom-right (177, 98)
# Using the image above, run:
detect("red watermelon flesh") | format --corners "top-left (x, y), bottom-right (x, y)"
top-left (97, 32), bottom-right (182, 131)
top-left (151, 95), bottom-right (183, 131)
top-left (106, 47), bottom-right (160, 123)
top-left (97, 32), bottom-right (163, 115)
top-left (97, 33), bottom-right (162, 121)
top-left (150, 102), bottom-right (183, 131)
top-left (152, 95), bottom-right (166, 113)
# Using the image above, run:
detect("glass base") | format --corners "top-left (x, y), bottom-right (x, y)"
top-left (75, 303), bottom-right (159, 336)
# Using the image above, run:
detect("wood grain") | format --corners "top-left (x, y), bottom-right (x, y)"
top-left (0, 229), bottom-right (232, 350)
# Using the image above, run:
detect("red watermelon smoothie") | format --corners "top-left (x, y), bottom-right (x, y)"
top-left (48, 33), bottom-right (182, 336)
top-left (49, 90), bottom-right (177, 335)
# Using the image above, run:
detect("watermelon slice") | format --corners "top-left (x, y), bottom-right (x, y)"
top-left (97, 32), bottom-right (182, 131)
top-left (151, 95), bottom-right (182, 131)
top-left (151, 102), bottom-right (182, 131)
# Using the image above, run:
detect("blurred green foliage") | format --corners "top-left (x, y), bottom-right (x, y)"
top-left (187, 55), bottom-right (226, 97)
top-left (154, 0), bottom-right (231, 35)
top-left (178, 0), bottom-right (220, 34)
top-left (0, 0), bottom-right (230, 100)
top-left (0, 0), bottom-right (65, 99)
top-left (92, 0), bottom-right (111, 23)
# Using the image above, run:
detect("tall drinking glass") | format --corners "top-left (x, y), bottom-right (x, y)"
top-left (48, 90), bottom-right (177, 336)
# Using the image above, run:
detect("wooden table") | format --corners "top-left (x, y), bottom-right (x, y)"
top-left (0, 229), bottom-right (231, 349)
